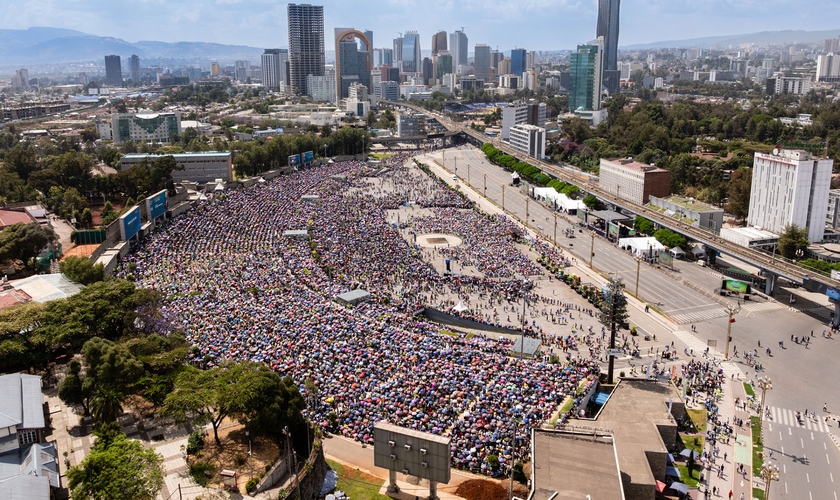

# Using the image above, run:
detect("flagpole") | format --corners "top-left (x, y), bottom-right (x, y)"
top-left (724, 304), bottom-right (738, 359)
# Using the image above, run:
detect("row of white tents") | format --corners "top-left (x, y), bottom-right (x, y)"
top-left (532, 187), bottom-right (587, 213)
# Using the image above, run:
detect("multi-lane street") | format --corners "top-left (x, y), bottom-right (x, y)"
top-left (420, 145), bottom-right (840, 499)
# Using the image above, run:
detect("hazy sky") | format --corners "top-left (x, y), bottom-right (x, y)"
top-left (2, 0), bottom-right (839, 50)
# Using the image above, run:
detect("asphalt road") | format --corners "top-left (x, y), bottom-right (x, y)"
top-left (425, 146), bottom-right (840, 498)
top-left (430, 148), bottom-right (750, 324)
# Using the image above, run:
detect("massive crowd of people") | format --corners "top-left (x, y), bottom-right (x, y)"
top-left (117, 152), bottom-right (598, 474)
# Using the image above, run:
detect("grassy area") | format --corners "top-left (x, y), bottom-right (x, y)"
top-left (440, 329), bottom-right (457, 337)
top-left (687, 408), bottom-right (707, 433)
top-left (679, 433), bottom-right (705, 454)
top-left (326, 460), bottom-right (390, 500)
top-left (752, 416), bottom-right (764, 477)
top-left (753, 487), bottom-right (765, 500)
top-left (465, 332), bottom-right (475, 340)
top-left (675, 464), bottom-right (701, 488)
top-left (559, 397), bottom-right (574, 415)
top-left (370, 153), bottom-right (395, 160)
top-left (744, 382), bottom-right (756, 397)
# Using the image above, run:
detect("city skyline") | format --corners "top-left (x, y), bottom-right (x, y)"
top-left (2, 0), bottom-right (839, 52)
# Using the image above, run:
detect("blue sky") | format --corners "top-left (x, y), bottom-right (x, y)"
top-left (2, 0), bottom-right (839, 50)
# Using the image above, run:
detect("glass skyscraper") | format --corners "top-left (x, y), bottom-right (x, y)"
top-left (401, 31), bottom-right (421, 74)
top-left (510, 49), bottom-right (526, 77)
top-left (568, 38), bottom-right (604, 112)
top-left (597, 0), bottom-right (621, 94)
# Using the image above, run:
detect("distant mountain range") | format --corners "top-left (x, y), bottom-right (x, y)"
top-left (4, 26), bottom-right (840, 69)
top-left (623, 29), bottom-right (840, 50)
top-left (0, 27), bottom-right (269, 67)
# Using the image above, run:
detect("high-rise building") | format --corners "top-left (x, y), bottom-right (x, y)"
top-left (382, 48), bottom-right (393, 67)
top-left (509, 124), bottom-right (546, 160)
top-left (11, 68), bottom-right (29, 89)
top-left (569, 38), bottom-right (604, 112)
top-left (436, 52), bottom-right (452, 82)
top-left (526, 51), bottom-right (536, 71)
top-left (393, 37), bottom-right (404, 68)
top-left (816, 53), bottom-right (840, 82)
top-left (262, 49), bottom-right (289, 90)
top-left (501, 100), bottom-right (546, 139)
top-left (104, 55), bottom-right (122, 86)
top-left (596, 0), bottom-right (621, 94)
top-left (824, 37), bottom-right (840, 54)
top-left (749, 150), bottom-right (832, 242)
top-left (364, 30), bottom-right (374, 51)
top-left (474, 44), bottom-right (491, 81)
top-left (431, 31), bottom-right (447, 56)
top-left (510, 49), bottom-right (526, 77)
top-left (234, 60), bottom-right (250, 81)
top-left (401, 31), bottom-right (421, 74)
top-left (450, 30), bottom-right (468, 69)
top-left (335, 28), bottom-right (372, 101)
top-left (129, 55), bottom-right (140, 84)
top-left (210, 62), bottom-right (221, 76)
top-left (420, 57), bottom-right (432, 85)
top-left (766, 76), bottom-right (811, 95)
top-left (288, 3), bottom-right (325, 96)
top-left (307, 74), bottom-right (336, 102)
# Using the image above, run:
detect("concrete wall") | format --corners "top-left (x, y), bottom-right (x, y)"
top-left (644, 449), bottom-right (668, 482)
top-left (253, 445), bottom-right (293, 494)
top-left (295, 443), bottom-right (328, 500)
top-left (624, 482), bottom-right (656, 500)
top-left (656, 423), bottom-right (679, 450)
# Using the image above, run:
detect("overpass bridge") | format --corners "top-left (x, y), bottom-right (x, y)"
top-left (385, 101), bottom-right (840, 305)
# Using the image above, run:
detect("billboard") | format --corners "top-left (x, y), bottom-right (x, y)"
top-left (145, 190), bottom-right (168, 220)
top-left (119, 206), bottom-right (141, 241)
top-left (288, 154), bottom-right (301, 168)
top-left (373, 421), bottom-right (451, 484)
top-left (722, 279), bottom-right (751, 294)
top-left (658, 250), bottom-right (673, 268)
top-left (303, 151), bottom-right (314, 163)
top-left (608, 222), bottom-right (620, 239)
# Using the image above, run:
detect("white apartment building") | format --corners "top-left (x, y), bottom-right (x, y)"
top-left (120, 152), bottom-right (233, 184)
top-left (773, 76), bottom-right (810, 95)
top-left (307, 74), bottom-right (337, 102)
top-left (509, 124), bottom-right (546, 160)
top-left (748, 149), bottom-right (833, 242)
top-left (501, 101), bottom-right (546, 140)
top-left (816, 53), bottom-right (840, 81)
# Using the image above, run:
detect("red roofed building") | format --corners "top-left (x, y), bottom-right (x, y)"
top-left (0, 210), bottom-right (36, 231)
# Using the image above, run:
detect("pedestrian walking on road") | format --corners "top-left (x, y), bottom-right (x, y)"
top-left (729, 490), bottom-right (733, 499)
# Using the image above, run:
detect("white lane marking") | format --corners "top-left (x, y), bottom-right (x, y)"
top-left (769, 422), bottom-right (773, 431)
top-left (808, 472), bottom-right (810, 483)
top-left (802, 438), bottom-right (805, 448)
top-left (813, 432), bottom-right (815, 440)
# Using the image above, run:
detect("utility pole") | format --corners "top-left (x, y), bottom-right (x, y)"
top-left (501, 184), bottom-right (506, 211)
top-left (525, 198), bottom-right (530, 225)
top-left (483, 173), bottom-right (487, 197)
top-left (589, 232), bottom-right (595, 268)
top-left (724, 304), bottom-right (740, 359)
top-left (467, 163), bottom-right (471, 186)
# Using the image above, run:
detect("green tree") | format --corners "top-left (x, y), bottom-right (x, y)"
top-left (582, 194), bottom-right (600, 209)
top-left (364, 110), bottom-right (377, 127)
top-left (654, 228), bottom-right (687, 250)
top-left (67, 428), bottom-right (163, 500)
top-left (0, 222), bottom-right (58, 269)
top-left (60, 256), bottom-right (105, 285)
top-left (59, 359), bottom-right (92, 416)
top-left (162, 363), bottom-right (251, 445)
top-left (777, 224), bottom-right (808, 259)
top-left (726, 169), bottom-right (752, 221)
top-left (243, 371), bottom-right (306, 448)
top-left (599, 277), bottom-right (629, 383)
top-left (89, 387), bottom-right (126, 424)
top-left (634, 216), bottom-right (655, 235)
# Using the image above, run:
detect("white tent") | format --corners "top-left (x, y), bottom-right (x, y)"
top-left (532, 187), bottom-right (586, 212)
top-left (618, 236), bottom-right (665, 258)
top-left (453, 302), bottom-right (469, 313)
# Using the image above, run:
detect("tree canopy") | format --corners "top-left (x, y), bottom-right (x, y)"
top-left (777, 224), bottom-right (808, 259)
top-left (0, 222), bottom-right (58, 269)
top-left (60, 256), bottom-right (106, 285)
top-left (67, 426), bottom-right (163, 500)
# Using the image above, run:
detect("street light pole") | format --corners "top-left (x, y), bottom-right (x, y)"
top-left (724, 304), bottom-right (740, 359)
top-left (589, 232), bottom-right (596, 268)
top-left (758, 376), bottom-right (773, 421)
top-left (468, 164), bottom-right (471, 187)
top-left (761, 456), bottom-right (780, 500)
top-left (483, 173), bottom-right (487, 197)
top-left (525, 198), bottom-right (529, 225)
top-left (502, 185), bottom-right (506, 211)
top-left (635, 256), bottom-right (642, 299)
top-left (553, 214), bottom-right (558, 245)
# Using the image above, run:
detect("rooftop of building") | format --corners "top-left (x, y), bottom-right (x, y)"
top-left (0, 373), bottom-right (44, 430)
top-left (9, 274), bottom-right (83, 303)
top-left (531, 428), bottom-right (624, 500)
top-left (651, 195), bottom-right (724, 213)
top-left (591, 379), bottom-right (679, 487)
top-left (721, 226), bottom-right (779, 241)
top-left (0, 210), bottom-right (36, 230)
top-left (510, 124), bottom-right (544, 132)
top-left (602, 158), bottom-right (669, 173)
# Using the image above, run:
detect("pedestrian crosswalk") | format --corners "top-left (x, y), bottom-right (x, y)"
top-left (766, 406), bottom-right (830, 432)
top-left (670, 307), bottom-right (730, 324)
top-left (741, 301), bottom-right (785, 313)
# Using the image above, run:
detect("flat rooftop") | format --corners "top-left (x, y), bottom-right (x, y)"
top-left (603, 158), bottom-right (669, 173)
top-left (531, 429), bottom-right (624, 500)
top-left (660, 195), bottom-right (723, 213)
top-left (594, 379), bottom-right (679, 487)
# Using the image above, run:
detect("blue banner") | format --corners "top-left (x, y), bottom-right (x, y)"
top-left (147, 190), bottom-right (168, 219)
top-left (303, 151), bottom-right (314, 163)
top-left (288, 154), bottom-right (301, 167)
top-left (120, 206), bottom-right (141, 241)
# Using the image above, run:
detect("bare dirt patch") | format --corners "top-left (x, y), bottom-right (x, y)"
top-left (455, 478), bottom-right (527, 500)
